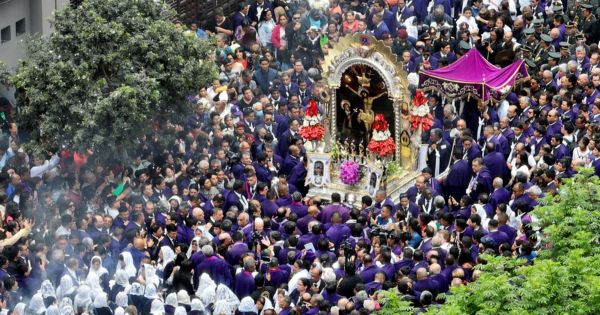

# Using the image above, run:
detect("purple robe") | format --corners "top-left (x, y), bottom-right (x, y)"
top-left (325, 224), bottom-right (351, 249)
top-left (234, 271), bottom-right (256, 298)
top-left (320, 204), bottom-right (350, 225)
top-left (265, 267), bottom-right (289, 288)
top-left (490, 187), bottom-right (510, 210)
top-left (225, 242), bottom-right (250, 266)
top-left (196, 256), bottom-right (233, 287)
top-left (483, 152), bottom-right (509, 181)
top-left (359, 264), bottom-right (381, 283)
top-left (290, 202), bottom-right (308, 218)
top-left (442, 159), bottom-right (472, 201)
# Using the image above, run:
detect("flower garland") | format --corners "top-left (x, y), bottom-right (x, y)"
top-left (339, 160), bottom-right (360, 185)
top-left (410, 90), bottom-right (434, 132)
top-left (299, 99), bottom-right (325, 141)
top-left (368, 114), bottom-right (396, 157)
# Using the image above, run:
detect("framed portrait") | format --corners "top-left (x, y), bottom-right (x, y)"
top-left (307, 154), bottom-right (331, 187)
top-left (365, 163), bottom-right (383, 197)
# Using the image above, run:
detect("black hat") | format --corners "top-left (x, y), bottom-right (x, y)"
top-left (525, 59), bottom-right (537, 68)
top-left (559, 42), bottom-right (570, 50)
top-left (540, 34), bottom-right (552, 43)
top-left (533, 19), bottom-right (544, 27)
top-left (548, 52), bottom-right (561, 59)
top-left (524, 28), bottom-right (535, 35)
top-left (576, 32), bottom-right (585, 40)
top-left (581, 3), bottom-right (593, 10)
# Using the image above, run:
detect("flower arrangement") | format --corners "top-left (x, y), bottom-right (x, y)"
top-left (368, 114), bottom-right (396, 157)
top-left (299, 99), bottom-right (325, 141)
top-left (410, 90), bottom-right (434, 132)
top-left (339, 160), bottom-right (360, 185)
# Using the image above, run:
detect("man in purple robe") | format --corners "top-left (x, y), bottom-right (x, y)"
top-left (486, 219), bottom-right (510, 253)
top-left (483, 142), bottom-right (509, 183)
top-left (325, 212), bottom-right (351, 249)
top-left (234, 256), bottom-right (256, 298)
top-left (359, 255), bottom-right (381, 283)
top-left (467, 158), bottom-right (493, 200)
top-left (225, 231), bottom-right (250, 266)
top-left (297, 222), bottom-right (322, 250)
top-left (320, 193), bottom-right (350, 224)
top-left (289, 192), bottom-right (308, 218)
top-left (489, 178), bottom-right (510, 211)
top-left (265, 258), bottom-right (289, 288)
top-left (441, 149), bottom-right (472, 201)
top-left (196, 245), bottom-right (233, 287)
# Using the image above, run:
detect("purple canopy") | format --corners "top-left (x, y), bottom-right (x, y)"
top-left (419, 48), bottom-right (529, 103)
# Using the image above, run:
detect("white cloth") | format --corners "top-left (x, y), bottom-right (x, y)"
top-left (174, 306), bottom-right (188, 315)
top-left (191, 298), bottom-right (206, 311)
top-left (74, 284), bottom-right (92, 310)
top-left (150, 299), bottom-right (166, 315)
top-left (239, 296), bottom-right (259, 313)
top-left (116, 292), bottom-right (128, 308)
top-left (144, 264), bottom-right (160, 288)
top-left (287, 268), bottom-right (309, 294)
top-left (177, 290), bottom-right (191, 305)
top-left (40, 280), bottom-right (56, 299)
top-left (216, 283), bottom-right (240, 312)
top-left (88, 255), bottom-right (109, 278)
top-left (145, 283), bottom-right (159, 299)
top-left (46, 305), bottom-right (60, 315)
top-left (117, 252), bottom-right (137, 278)
top-left (165, 292), bottom-right (178, 308)
top-left (93, 292), bottom-right (109, 309)
top-left (114, 269), bottom-right (130, 287)
top-left (29, 293), bottom-right (46, 315)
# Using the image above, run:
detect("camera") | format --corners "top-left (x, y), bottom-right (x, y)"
top-left (340, 240), bottom-right (354, 258)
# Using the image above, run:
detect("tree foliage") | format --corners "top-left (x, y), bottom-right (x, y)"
top-left (378, 169), bottom-right (600, 315)
top-left (13, 0), bottom-right (217, 154)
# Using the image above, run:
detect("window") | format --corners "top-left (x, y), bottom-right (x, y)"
top-left (1, 26), bottom-right (10, 44)
top-left (16, 19), bottom-right (26, 36)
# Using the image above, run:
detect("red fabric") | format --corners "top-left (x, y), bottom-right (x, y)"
top-left (413, 90), bottom-right (427, 106)
top-left (368, 137), bottom-right (396, 156)
top-left (410, 113), bottom-right (434, 132)
top-left (306, 100), bottom-right (319, 117)
top-left (271, 25), bottom-right (283, 49)
top-left (300, 125), bottom-right (325, 141)
top-left (372, 114), bottom-right (389, 132)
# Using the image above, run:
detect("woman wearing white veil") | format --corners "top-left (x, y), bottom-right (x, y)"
top-left (128, 282), bottom-right (146, 312)
top-left (85, 270), bottom-right (104, 297)
top-left (144, 263), bottom-right (160, 288)
top-left (40, 279), bottom-right (57, 304)
top-left (472, 203), bottom-right (490, 227)
top-left (56, 275), bottom-right (77, 301)
top-left (195, 273), bottom-right (216, 298)
top-left (115, 292), bottom-right (128, 309)
top-left (165, 292), bottom-right (178, 315)
top-left (60, 297), bottom-right (73, 310)
top-left (190, 298), bottom-right (206, 315)
top-left (142, 283), bottom-right (160, 314)
top-left (238, 296), bottom-right (259, 314)
top-left (261, 297), bottom-right (275, 315)
top-left (92, 292), bottom-right (113, 315)
top-left (216, 283), bottom-right (240, 312)
top-left (46, 305), bottom-right (61, 315)
top-left (114, 307), bottom-right (125, 315)
top-left (74, 284), bottom-right (93, 314)
top-left (150, 299), bottom-right (166, 315)
top-left (159, 246), bottom-right (176, 272)
top-left (174, 306), bottom-right (188, 315)
top-left (117, 252), bottom-right (137, 279)
top-left (12, 302), bottom-right (26, 315)
top-left (89, 255), bottom-right (110, 293)
top-left (213, 300), bottom-right (232, 315)
top-left (110, 269), bottom-right (131, 302)
top-left (186, 236), bottom-right (202, 258)
top-left (29, 293), bottom-right (46, 315)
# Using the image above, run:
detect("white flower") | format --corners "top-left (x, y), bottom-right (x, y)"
top-left (305, 114), bottom-right (322, 126)
top-left (372, 129), bottom-right (391, 141)
top-left (411, 105), bottom-right (429, 117)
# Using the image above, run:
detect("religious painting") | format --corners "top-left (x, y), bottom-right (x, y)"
top-left (307, 154), bottom-right (331, 187)
top-left (365, 163), bottom-right (383, 197)
top-left (336, 65), bottom-right (395, 153)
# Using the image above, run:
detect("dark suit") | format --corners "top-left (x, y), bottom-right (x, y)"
top-left (442, 159), bottom-right (472, 201)
top-left (427, 140), bottom-right (451, 177)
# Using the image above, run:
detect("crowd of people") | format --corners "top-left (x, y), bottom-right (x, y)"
top-left (0, 0), bottom-right (599, 314)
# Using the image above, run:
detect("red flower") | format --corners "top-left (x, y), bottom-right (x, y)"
top-left (409, 113), bottom-right (434, 132)
top-left (300, 125), bottom-right (325, 141)
top-left (305, 99), bottom-right (319, 117)
top-left (368, 137), bottom-right (396, 156)
top-left (372, 114), bottom-right (389, 132)
top-left (413, 90), bottom-right (427, 106)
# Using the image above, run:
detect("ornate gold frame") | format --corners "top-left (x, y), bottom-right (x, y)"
top-left (321, 34), bottom-right (413, 165)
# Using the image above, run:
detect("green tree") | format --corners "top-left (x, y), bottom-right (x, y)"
top-left (13, 0), bottom-right (217, 154)
top-left (377, 169), bottom-right (600, 314)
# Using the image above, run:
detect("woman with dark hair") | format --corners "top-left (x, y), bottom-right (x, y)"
top-left (258, 10), bottom-right (276, 53)
top-left (271, 14), bottom-right (290, 70)
top-left (336, 261), bottom-right (363, 298)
